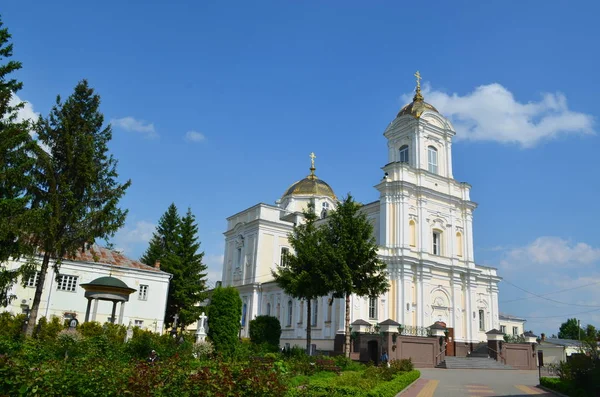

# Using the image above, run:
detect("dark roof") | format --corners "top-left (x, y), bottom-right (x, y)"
top-left (351, 319), bottom-right (371, 326)
top-left (430, 322), bottom-right (447, 330)
top-left (68, 244), bottom-right (163, 273)
top-left (523, 331), bottom-right (537, 337)
top-left (499, 313), bottom-right (526, 322)
top-left (542, 338), bottom-right (584, 347)
top-left (81, 276), bottom-right (132, 289)
top-left (486, 328), bottom-right (504, 335)
top-left (379, 319), bottom-right (400, 326)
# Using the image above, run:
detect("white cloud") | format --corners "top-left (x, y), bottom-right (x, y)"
top-left (112, 221), bottom-right (156, 255)
top-left (402, 83), bottom-right (594, 147)
top-left (9, 94), bottom-right (39, 123)
top-left (111, 116), bottom-right (157, 139)
top-left (184, 130), bottom-right (206, 143)
top-left (501, 237), bottom-right (600, 269)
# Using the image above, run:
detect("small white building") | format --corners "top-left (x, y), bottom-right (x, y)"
top-left (499, 313), bottom-right (527, 337)
top-left (3, 245), bottom-right (171, 333)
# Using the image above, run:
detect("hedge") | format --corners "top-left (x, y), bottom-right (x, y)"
top-left (286, 370), bottom-right (420, 397)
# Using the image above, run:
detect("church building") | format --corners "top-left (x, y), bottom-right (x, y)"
top-left (221, 74), bottom-right (502, 352)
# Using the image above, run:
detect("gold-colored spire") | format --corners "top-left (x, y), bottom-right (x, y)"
top-left (413, 70), bottom-right (424, 102)
top-left (309, 152), bottom-right (316, 179)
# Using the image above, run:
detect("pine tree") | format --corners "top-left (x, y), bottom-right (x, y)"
top-left (324, 195), bottom-right (389, 357)
top-left (272, 202), bottom-right (332, 354)
top-left (0, 16), bottom-right (39, 306)
top-left (170, 208), bottom-right (207, 328)
top-left (24, 80), bottom-right (131, 335)
top-left (140, 203), bottom-right (180, 267)
top-left (141, 205), bottom-right (208, 329)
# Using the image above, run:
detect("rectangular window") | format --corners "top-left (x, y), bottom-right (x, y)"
top-left (432, 232), bottom-right (441, 255)
top-left (56, 275), bottom-right (78, 292)
top-left (369, 297), bottom-right (378, 319)
top-left (26, 272), bottom-right (40, 288)
top-left (236, 247), bottom-right (242, 268)
top-left (138, 284), bottom-right (149, 301)
top-left (311, 299), bottom-right (318, 326)
top-left (399, 146), bottom-right (409, 163)
top-left (287, 301), bottom-right (293, 326)
top-left (134, 320), bottom-right (144, 327)
top-left (280, 247), bottom-right (289, 267)
top-left (513, 326), bottom-right (518, 336)
top-left (428, 146), bottom-right (438, 174)
top-left (478, 309), bottom-right (485, 331)
top-left (500, 325), bottom-right (506, 334)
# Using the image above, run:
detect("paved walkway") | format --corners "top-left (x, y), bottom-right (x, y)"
top-left (400, 369), bottom-right (555, 397)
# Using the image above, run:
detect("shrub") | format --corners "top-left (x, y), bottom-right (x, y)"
top-left (207, 286), bottom-right (242, 357)
top-left (193, 340), bottom-right (214, 358)
top-left (34, 316), bottom-right (65, 341)
top-left (249, 315), bottom-right (282, 348)
top-left (390, 358), bottom-right (413, 372)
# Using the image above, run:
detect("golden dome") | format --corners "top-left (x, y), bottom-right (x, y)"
top-left (397, 70), bottom-right (439, 119)
top-left (283, 152), bottom-right (337, 200)
top-left (397, 99), bottom-right (438, 119)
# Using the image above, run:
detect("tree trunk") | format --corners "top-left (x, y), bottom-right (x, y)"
top-left (344, 293), bottom-right (351, 358)
top-left (306, 299), bottom-right (312, 355)
top-left (25, 252), bottom-right (50, 336)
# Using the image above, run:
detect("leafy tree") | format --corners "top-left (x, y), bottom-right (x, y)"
top-left (324, 194), bottom-right (389, 357)
top-left (141, 205), bottom-right (208, 329)
top-left (558, 318), bottom-right (584, 340)
top-left (585, 324), bottom-right (598, 340)
top-left (0, 16), bottom-right (39, 306)
top-left (140, 203), bottom-right (180, 267)
top-left (24, 80), bottom-right (131, 335)
top-left (207, 286), bottom-right (242, 357)
top-left (249, 315), bottom-right (282, 348)
top-left (272, 202), bottom-right (332, 354)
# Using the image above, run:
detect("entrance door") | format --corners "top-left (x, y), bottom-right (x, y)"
top-left (446, 328), bottom-right (455, 356)
top-left (367, 340), bottom-right (379, 365)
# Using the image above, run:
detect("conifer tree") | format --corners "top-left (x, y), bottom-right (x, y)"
top-left (272, 202), bottom-right (331, 354)
top-left (324, 195), bottom-right (389, 357)
top-left (24, 80), bottom-right (130, 335)
top-left (170, 208), bottom-right (207, 328)
top-left (0, 17), bottom-right (38, 306)
top-left (140, 203), bottom-right (180, 267)
top-left (141, 205), bottom-right (208, 328)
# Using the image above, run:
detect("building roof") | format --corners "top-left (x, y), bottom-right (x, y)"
top-left (542, 338), bottom-right (585, 348)
top-left (81, 276), bottom-right (133, 290)
top-left (68, 244), bottom-right (164, 273)
top-left (499, 313), bottom-right (527, 322)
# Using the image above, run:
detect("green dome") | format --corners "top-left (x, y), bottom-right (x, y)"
top-left (81, 276), bottom-right (133, 290)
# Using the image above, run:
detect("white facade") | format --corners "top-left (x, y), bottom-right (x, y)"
top-left (221, 81), bottom-right (503, 350)
top-left (499, 313), bottom-right (526, 337)
top-left (3, 245), bottom-right (171, 333)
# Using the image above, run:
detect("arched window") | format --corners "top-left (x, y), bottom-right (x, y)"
top-left (428, 146), bottom-right (438, 174)
top-left (478, 309), bottom-right (485, 331)
top-left (432, 230), bottom-right (442, 255)
top-left (399, 145), bottom-right (409, 163)
top-left (456, 232), bottom-right (463, 257)
top-left (287, 300), bottom-right (293, 326)
top-left (266, 302), bottom-right (271, 316)
top-left (311, 299), bottom-right (318, 326)
top-left (321, 202), bottom-right (329, 219)
top-left (409, 220), bottom-right (416, 247)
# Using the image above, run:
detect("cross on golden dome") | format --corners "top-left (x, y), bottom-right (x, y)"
top-left (413, 70), bottom-right (424, 102)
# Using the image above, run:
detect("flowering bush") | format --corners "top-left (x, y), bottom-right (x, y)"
top-left (192, 339), bottom-right (214, 358)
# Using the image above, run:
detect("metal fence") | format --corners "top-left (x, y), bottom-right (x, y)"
top-left (399, 325), bottom-right (431, 337)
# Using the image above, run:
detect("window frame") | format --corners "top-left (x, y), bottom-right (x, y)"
top-left (399, 145), bottom-right (409, 163)
top-left (311, 299), bottom-right (318, 326)
top-left (26, 272), bottom-right (40, 288)
top-left (513, 326), bottom-right (519, 336)
top-left (478, 309), bottom-right (485, 331)
top-left (134, 319), bottom-right (144, 327)
top-left (138, 284), bottom-right (149, 301)
top-left (368, 297), bottom-right (378, 320)
top-left (280, 247), bottom-right (290, 267)
top-left (432, 231), bottom-right (441, 255)
top-left (56, 274), bottom-right (78, 293)
top-left (500, 325), bottom-right (506, 334)
top-left (287, 300), bottom-right (293, 326)
top-left (428, 146), bottom-right (438, 174)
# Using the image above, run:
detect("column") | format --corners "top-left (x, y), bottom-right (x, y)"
top-left (415, 269), bottom-right (422, 327)
top-left (380, 196), bottom-right (388, 246)
top-left (111, 301), bottom-right (118, 323)
top-left (91, 298), bottom-right (99, 321)
top-left (118, 301), bottom-right (126, 325)
top-left (396, 195), bottom-right (402, 247)
top-left (451, 273), bottom-right (463, 341)
top-left (84, 298), bottom-right (92, 322)
top-left (396, 270), bottom-right (403, 324)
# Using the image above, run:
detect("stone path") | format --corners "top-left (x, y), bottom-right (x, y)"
top-left (400, 368), bottom-right (556, 397)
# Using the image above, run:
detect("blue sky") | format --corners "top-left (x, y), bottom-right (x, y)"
top-left (4, 1), bottom-right (600, 335)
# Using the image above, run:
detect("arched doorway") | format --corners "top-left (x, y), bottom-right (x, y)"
top-left (367, 340), bottom-right (379, 365)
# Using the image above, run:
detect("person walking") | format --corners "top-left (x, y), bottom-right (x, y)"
top-left (381, 350), bottom-right (389, 367)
